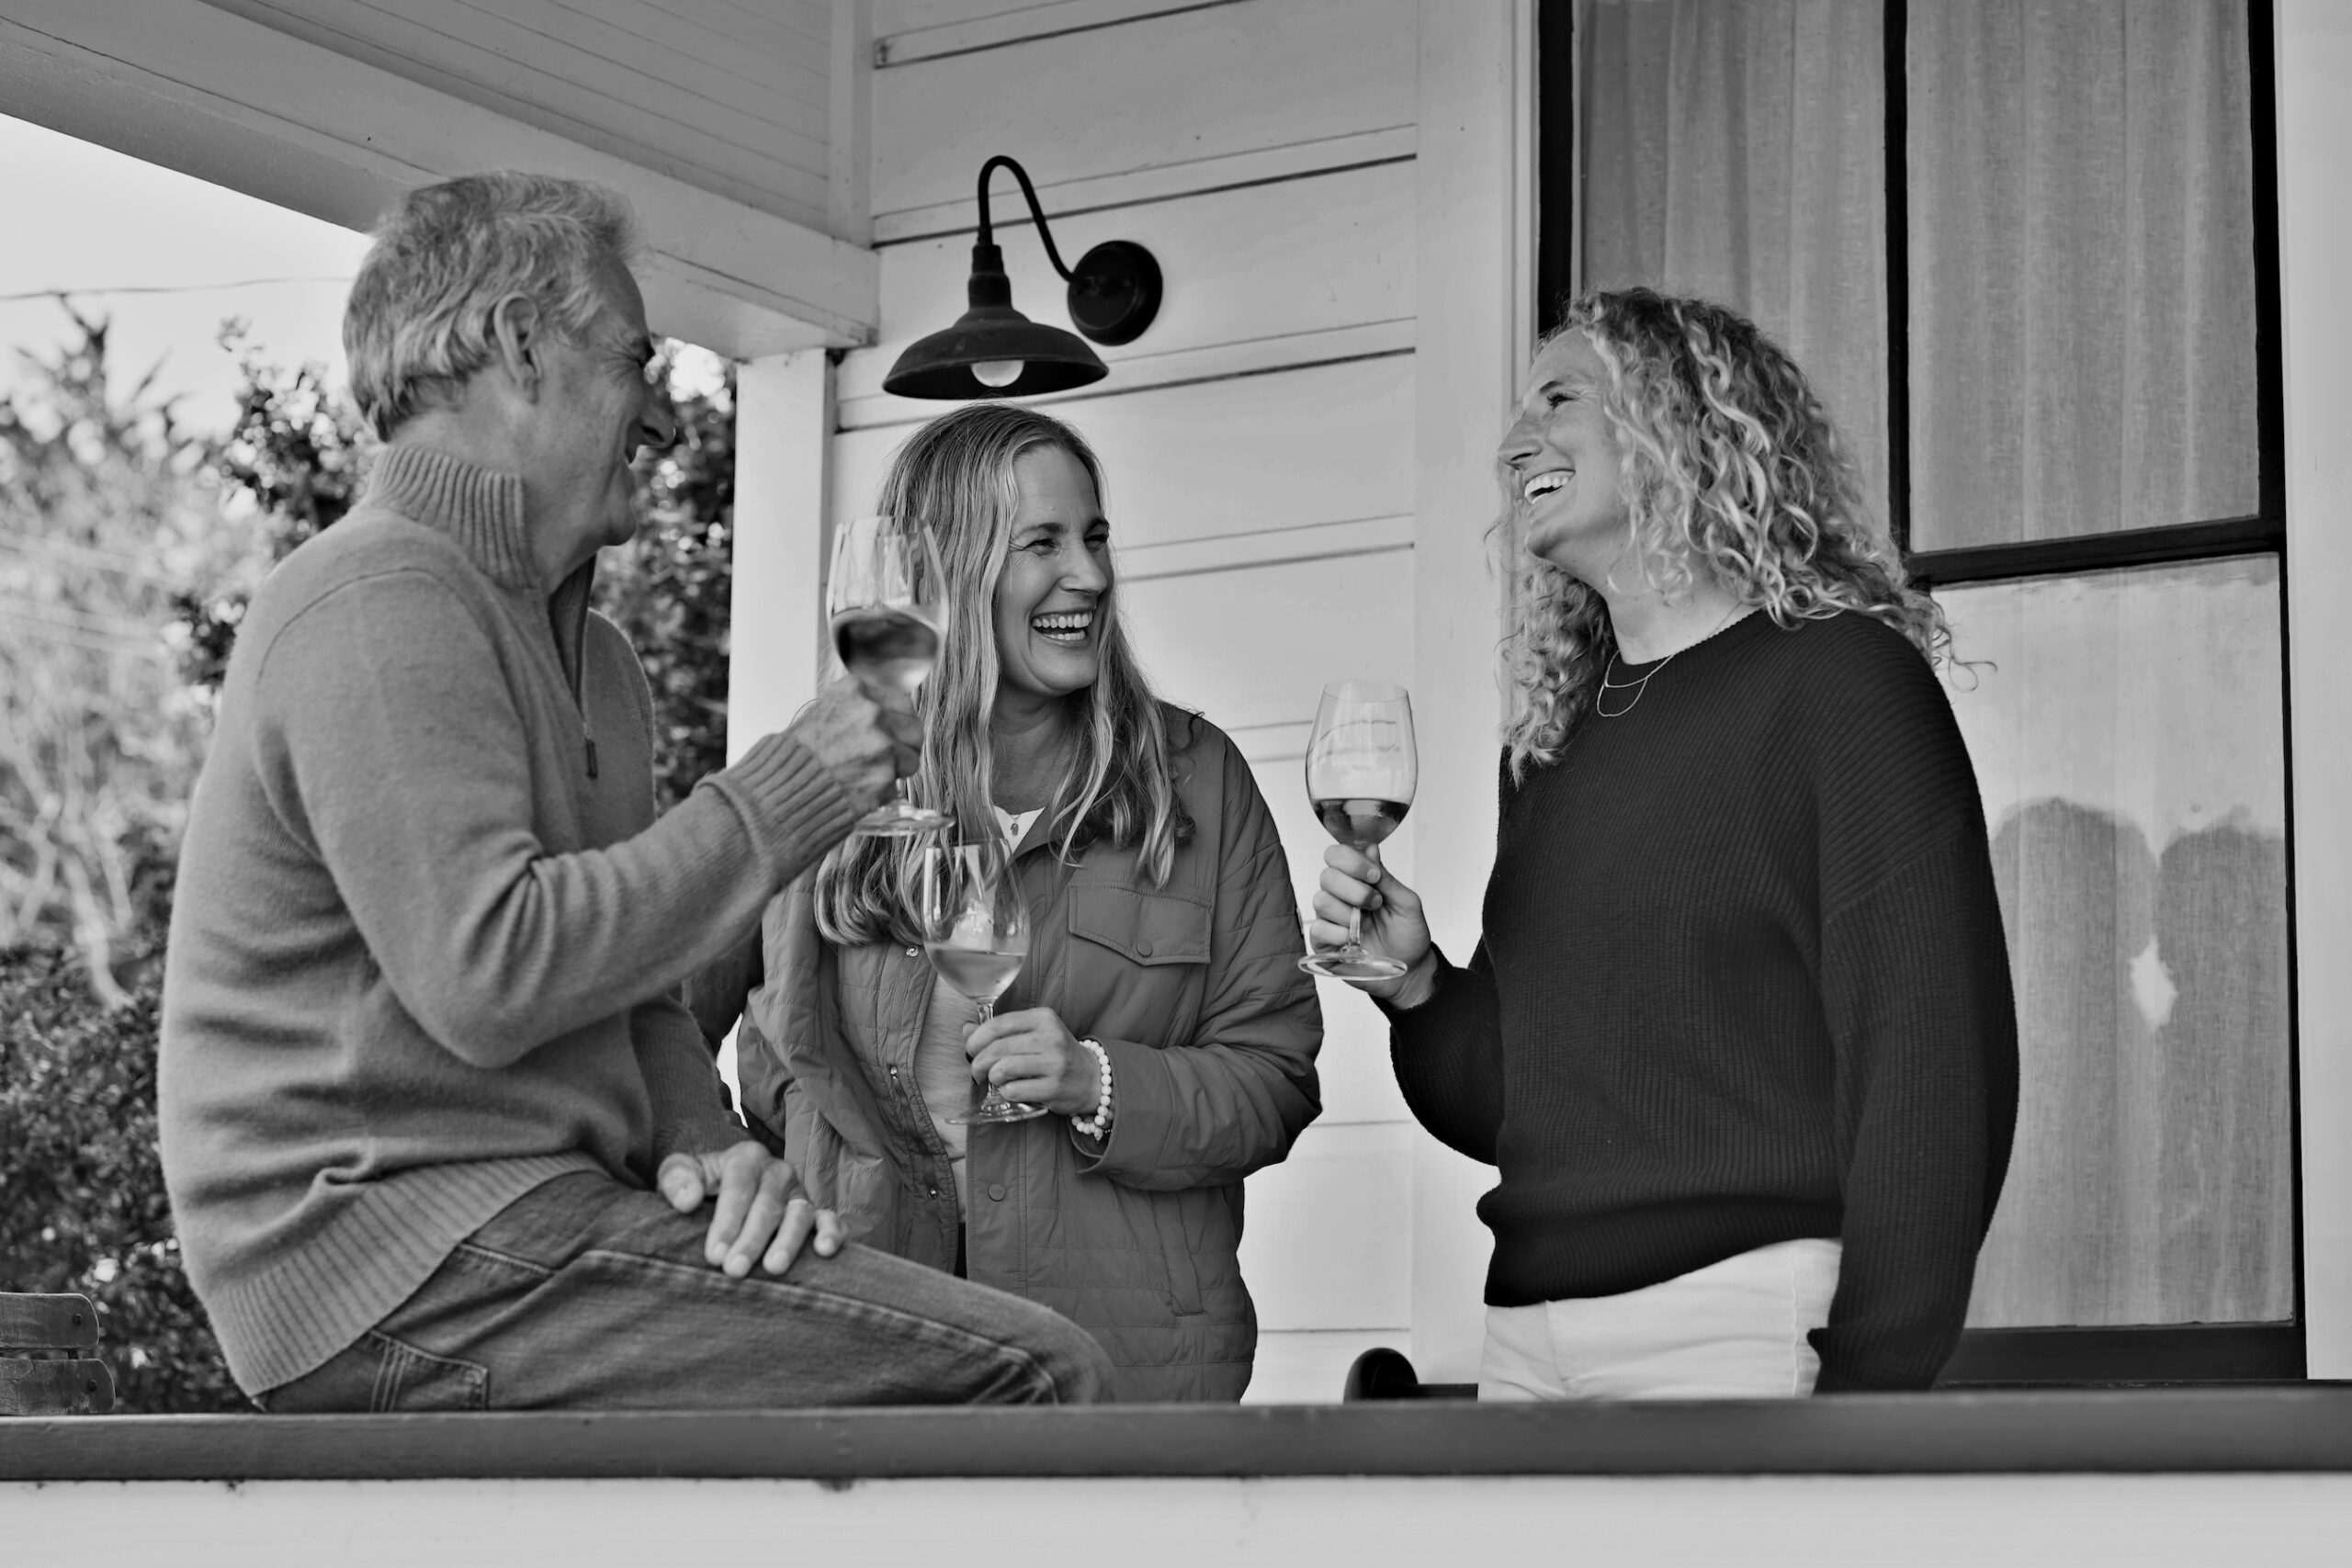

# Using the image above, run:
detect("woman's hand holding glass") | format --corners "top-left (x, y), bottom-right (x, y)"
top-left (1310, 849), bottom-right (1442, 1006)
top-left (1298, 682), bottom-right (1419, 980)
top-left (922, 837), bottom-right (1049, 1123)
top-left (964, 1008), bottom-right (1102, 1118)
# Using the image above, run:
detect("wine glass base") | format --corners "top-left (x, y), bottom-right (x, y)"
top-left (948, 1100), bottom-right (1048, 1125)
top-left (853, 805), bottom-right (954, 838)
top-left (1298, 950), bottom-right (1408, 981)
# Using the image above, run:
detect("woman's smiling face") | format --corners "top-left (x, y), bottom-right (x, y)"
top-left (1498, 331), bottom-right (1631, 578)
top-left (992, 444), bottom-right (1112, 709)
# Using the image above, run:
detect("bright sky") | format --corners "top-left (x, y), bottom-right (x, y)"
top-left (0, 113), bottom-right (371, 436)
top-left (0, 111), bottom-right (729, 435)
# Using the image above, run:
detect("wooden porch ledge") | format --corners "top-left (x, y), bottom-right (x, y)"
top-left (5, 1388), bottom-right (2351, 1483)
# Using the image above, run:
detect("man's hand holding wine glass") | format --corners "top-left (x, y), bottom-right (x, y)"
top-left (782, 678), bottom-right (923, 814)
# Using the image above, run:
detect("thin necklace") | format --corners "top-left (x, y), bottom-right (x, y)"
top-left (1594, 603), bottom-right (1747, 719)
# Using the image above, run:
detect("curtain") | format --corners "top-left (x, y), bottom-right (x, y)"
top-left (1907, 0), bottom-right (2258, 548)
top-left (1575, 0), bottom-right (1891, 522)
top-left (1942, 558), bottom-right (2292, 1327)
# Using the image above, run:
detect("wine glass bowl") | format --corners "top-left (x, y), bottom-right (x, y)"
top-left (829, 513), bottom-right (953, 837)
top-left (921, 837), bottom-right (1046, 1125)
top-left (1300, 681), bottom-right (1418, 980)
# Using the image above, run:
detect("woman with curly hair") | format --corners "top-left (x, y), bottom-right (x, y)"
top-left (1312, 288), bottom-right (2018, 1397)
top-left (697, 401), bottom-right (1321, 1402)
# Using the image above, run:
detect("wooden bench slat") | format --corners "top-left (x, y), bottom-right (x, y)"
top-left (0, 1358), bottom-right (116, 1416)
top-left (0, 1293), bottom-right (99, 1352)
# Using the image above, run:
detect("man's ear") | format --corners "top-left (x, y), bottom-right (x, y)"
top-left (486, 292), bottom-right (548, 400)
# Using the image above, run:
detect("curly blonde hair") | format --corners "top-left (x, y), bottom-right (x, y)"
top-left (1501, 288), bottom-right (1949, 780)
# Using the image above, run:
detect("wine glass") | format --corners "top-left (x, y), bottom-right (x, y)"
top-left (921, 836), bottom-right (1045, 1124)
top-left (828, 513), bottom-right (952, 837)
top-left (1298, 681), bottom-right (1418, 980)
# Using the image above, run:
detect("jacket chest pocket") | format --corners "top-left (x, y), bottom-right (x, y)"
top-left (1067, 883), bottom-right (1211, 966)
top-left (1064, 883), bottom-right (1212, 1049)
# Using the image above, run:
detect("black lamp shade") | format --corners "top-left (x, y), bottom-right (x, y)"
top-left (883, 241), bottom-right (1108, 400)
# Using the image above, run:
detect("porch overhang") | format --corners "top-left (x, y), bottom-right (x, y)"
top-left (0, 0), bottom-right (878, 358)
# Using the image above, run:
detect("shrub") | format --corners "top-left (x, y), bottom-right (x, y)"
top-left (0, 935), bottom-right (243, 1412)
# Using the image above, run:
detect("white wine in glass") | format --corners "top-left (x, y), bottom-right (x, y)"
top-left (1299, 681), bottom-right (1418, 980)
top-left (922, 837), bottom-right (1046, 1125)
top-left (828, 513), bottom-right (952, 837)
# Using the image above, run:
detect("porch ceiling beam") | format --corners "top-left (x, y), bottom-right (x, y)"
top-left (0, 0), bottom-right (878, 357)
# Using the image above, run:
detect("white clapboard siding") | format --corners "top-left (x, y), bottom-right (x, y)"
top-left (1238, 1121), bottom-right (1418, 1332)
top-left (838, 161), bottom-right (1416, 426)
top-left (869, 0), bottom-right (1416, 221)
top-left (830, 356), bottom-right (1412, 554)
top-left (874, 0), bottom-right (1239, 65)
top-left (207, 0), bottom-right (833, 223)
top-left (1115, 550), bottom-right (1412, 733)
top-left (1241, 1328), bottom-right (1408, 1404)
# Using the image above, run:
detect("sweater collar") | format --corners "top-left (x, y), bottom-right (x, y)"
top-left (362, 443), bottom-right (541, 592)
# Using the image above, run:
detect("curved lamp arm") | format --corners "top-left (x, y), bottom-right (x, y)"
top-left (976, 154), bottom-right (1078, 282)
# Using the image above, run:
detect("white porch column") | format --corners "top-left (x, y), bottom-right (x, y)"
top-left (1408, 0), bottom-right (1535, 1384)
top-left (715, 348), bottom-right (831, 1094)
top-left (2278, 0), bottom-right (2352, 1379)
top-left (727, 351), bottom-right (834, 764)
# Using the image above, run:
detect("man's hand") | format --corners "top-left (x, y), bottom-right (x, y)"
top-left (782, 677), bottom-right (922, 812)
top-left (965, 1007), bottom-right (1100, 1117)
top-left (656, 1141), bottom-right (843, 1277)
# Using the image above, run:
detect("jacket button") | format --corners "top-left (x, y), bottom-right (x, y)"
top-left (987, 1183), bottom-right (1008, 1201)
top-left (906, 947), bottom-right (920, 957)
top-left (928, 1186), bottom-right (940, 1199)
top-left (1136, 940), bottom-right (1154, 958)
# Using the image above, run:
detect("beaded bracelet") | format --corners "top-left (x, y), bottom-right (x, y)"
top-left (1070, 1037), bottom-right (1114, 1140)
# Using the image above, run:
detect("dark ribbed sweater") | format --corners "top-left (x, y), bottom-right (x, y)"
top-left (1389, 608), bottom-right (2018, 1392)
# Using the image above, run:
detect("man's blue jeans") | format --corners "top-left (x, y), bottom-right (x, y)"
top-left (254, 1171), bottom-right (1114, 1410)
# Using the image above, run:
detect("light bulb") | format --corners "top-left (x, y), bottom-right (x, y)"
top-left (971, 359), bottom-right (1023, 389)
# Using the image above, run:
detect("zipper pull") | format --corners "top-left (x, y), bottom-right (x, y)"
top-left (585, 737), bottom-right (599, 779)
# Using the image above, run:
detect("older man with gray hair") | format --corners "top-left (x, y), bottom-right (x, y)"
top-left (159, 171), bottom-right (1112, 1411)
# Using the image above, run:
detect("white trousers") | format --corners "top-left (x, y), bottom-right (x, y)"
top-left (1477, 1237), bottom-right (1843, 1401)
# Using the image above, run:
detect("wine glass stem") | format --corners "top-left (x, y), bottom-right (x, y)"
top-left (974, 999), bottom-right (1004, 1110)
top-left (1349, 843), bottom-right (1382, 952)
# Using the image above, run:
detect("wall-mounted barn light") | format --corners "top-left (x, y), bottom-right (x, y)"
top-left (881, 154), bottom-right (1163, 400)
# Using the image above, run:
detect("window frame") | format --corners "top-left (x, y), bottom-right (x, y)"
top-left (1536, 0), bottom-right (2301, 1384)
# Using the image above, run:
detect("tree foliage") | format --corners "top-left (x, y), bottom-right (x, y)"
top-left (592, 357), bottom-right (735, 810)
top-left (0, 310), bottom-right (251, 1001)
top-left (0, 935), bottom-right (243, 1412)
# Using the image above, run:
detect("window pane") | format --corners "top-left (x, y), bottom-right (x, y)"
top-left (1574, 0), bottom-right (1890, 514)
top-left (1908, 0), bottom-right (2259, 549)
top-left (1940, 557), bottom-right (2290, 1326)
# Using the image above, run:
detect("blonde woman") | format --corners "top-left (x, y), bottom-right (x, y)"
top-left (1312, 288), bottom-right (2018, 1397)
top-left (711, 402), bottom-right (1321, 1402)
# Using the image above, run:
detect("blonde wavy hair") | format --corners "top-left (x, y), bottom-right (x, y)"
top-left (1501, 288), bottom-right (1950, 781)
top-left (812, 403), bottom-right (1191, 948)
